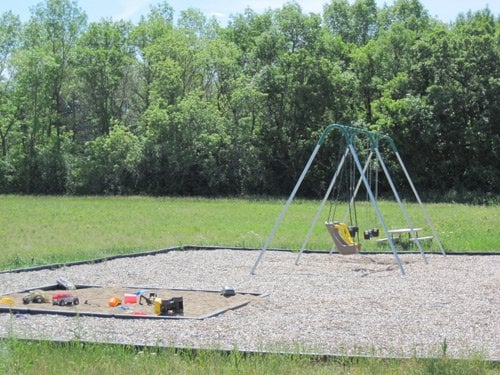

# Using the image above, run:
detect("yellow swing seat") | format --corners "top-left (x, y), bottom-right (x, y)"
top-left (325, 221), bottom-right (361, 255)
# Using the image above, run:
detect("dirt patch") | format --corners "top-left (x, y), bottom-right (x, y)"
top-left (1, 285), bottom-right (265, 319)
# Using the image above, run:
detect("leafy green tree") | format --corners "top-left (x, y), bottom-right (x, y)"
top-left (72, 122), bottom-right (143, 194)
top-left (75, 19), bottom-right (134, 137)
top-left (139, 91), bottom-right (231, 195)
top-left (10, 17), bottom-right (57, 193)
top-left (0, 11), bottom-right (21, 191)
top-left (3, 0), bottom-right (86, 193)
top-left (324, 0), bottom-right (378, 45)
top-left (31, 0), bottom-right (86, 192)
top-left (0, 11), bottom-right (20, 158)
top-left (130, 1), bottom-right (174, 111)
top-left (351, 0), bottom-right (378, 44)
top-left (323, 0), bottom-right (353, 42)
top-left (378, 0), bottom-right (429, 32)
top-left (426, 10), bottom-right (499, 194)
top-left (31, 0), bottom-right (86, 137)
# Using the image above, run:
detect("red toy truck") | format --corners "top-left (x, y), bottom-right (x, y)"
top-left (52, 293), bottom-right (79, 306)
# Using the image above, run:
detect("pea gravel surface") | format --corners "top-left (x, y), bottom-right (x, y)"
top-left (0, 249), bottom-right (499, 360)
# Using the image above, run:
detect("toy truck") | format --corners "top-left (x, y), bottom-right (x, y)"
top-left (52, 293), bottom-right (79, 306)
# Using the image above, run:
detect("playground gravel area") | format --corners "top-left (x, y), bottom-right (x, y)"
top-left (0, 249), bottom-right (499, 360)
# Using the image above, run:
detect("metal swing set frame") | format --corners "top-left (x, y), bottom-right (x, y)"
top-left (250, 124), bottom-right (446, 276)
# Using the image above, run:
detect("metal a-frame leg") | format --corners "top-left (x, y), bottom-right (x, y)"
top-left (374, 147), bottom-right (428, 264)
top-left (295, 147), bottom-right (350, 265)
top-left (250, 143), bottom-right (323, 275)
top-left (393, 151), bottom-right (446, 256)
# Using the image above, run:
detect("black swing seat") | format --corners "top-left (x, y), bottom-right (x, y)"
top-left (325, 222), bottom-right (361, 255)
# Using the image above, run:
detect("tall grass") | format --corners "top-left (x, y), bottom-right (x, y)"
top-left (1, 339), bottom-right (497, 375)
top-left (0, 195), bottom-right (498, 270)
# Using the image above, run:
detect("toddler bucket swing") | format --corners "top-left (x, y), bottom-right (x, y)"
top-left (324, 153), bottom-right (361, 255)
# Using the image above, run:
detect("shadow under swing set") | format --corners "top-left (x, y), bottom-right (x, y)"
top-left (251, 124), bottom-right (446, 276)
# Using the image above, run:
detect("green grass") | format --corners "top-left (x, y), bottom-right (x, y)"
top-left (1, 339), bottom-right (498, 375)
top-left (0, 195), bottom-right (498, 270)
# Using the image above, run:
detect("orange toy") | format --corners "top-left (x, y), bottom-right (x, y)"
top-left (108, 297), bottom-right (121, 307)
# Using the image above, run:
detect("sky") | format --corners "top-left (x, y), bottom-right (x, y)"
top-left (0, 0), bottom-right (498, 26)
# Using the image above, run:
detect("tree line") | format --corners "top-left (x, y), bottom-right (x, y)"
top-left (0, 0), bottom-right (498, 201)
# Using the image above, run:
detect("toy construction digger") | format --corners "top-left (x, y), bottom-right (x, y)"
top-left (139, 292), bottom-right (183, 316)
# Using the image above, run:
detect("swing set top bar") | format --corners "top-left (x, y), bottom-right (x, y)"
top-left (318, 124), bottom-right (398, 153)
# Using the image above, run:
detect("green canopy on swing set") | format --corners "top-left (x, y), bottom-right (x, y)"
top-left (250, 124), bottom-right (446, 276)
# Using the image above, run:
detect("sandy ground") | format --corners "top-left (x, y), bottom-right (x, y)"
top-left (2, 286), bottom-right (263, 319)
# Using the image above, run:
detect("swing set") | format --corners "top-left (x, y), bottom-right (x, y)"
top-left (251, 124), bottom-right (446, 276)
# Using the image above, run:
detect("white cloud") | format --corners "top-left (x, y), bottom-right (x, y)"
top-left (113, 0), bottom-right (154, 22)
top-left (242, 0), bottom-right (326, 14)
top-left (209, 12), bottom-right (226, 19)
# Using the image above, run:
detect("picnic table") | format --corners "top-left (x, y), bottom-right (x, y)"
top-left (376, 228), bottom-right (433, 245)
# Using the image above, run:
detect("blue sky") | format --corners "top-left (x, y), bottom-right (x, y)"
top-left (0, 0), bottom-right (498, 25)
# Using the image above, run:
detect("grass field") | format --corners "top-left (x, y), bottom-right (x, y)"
top-left (1, 195), bottom-right (499, 374)
top-left (0, 195), bottom-right (498, 270)
top-left (1, 338), bottom-right (498, 375)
